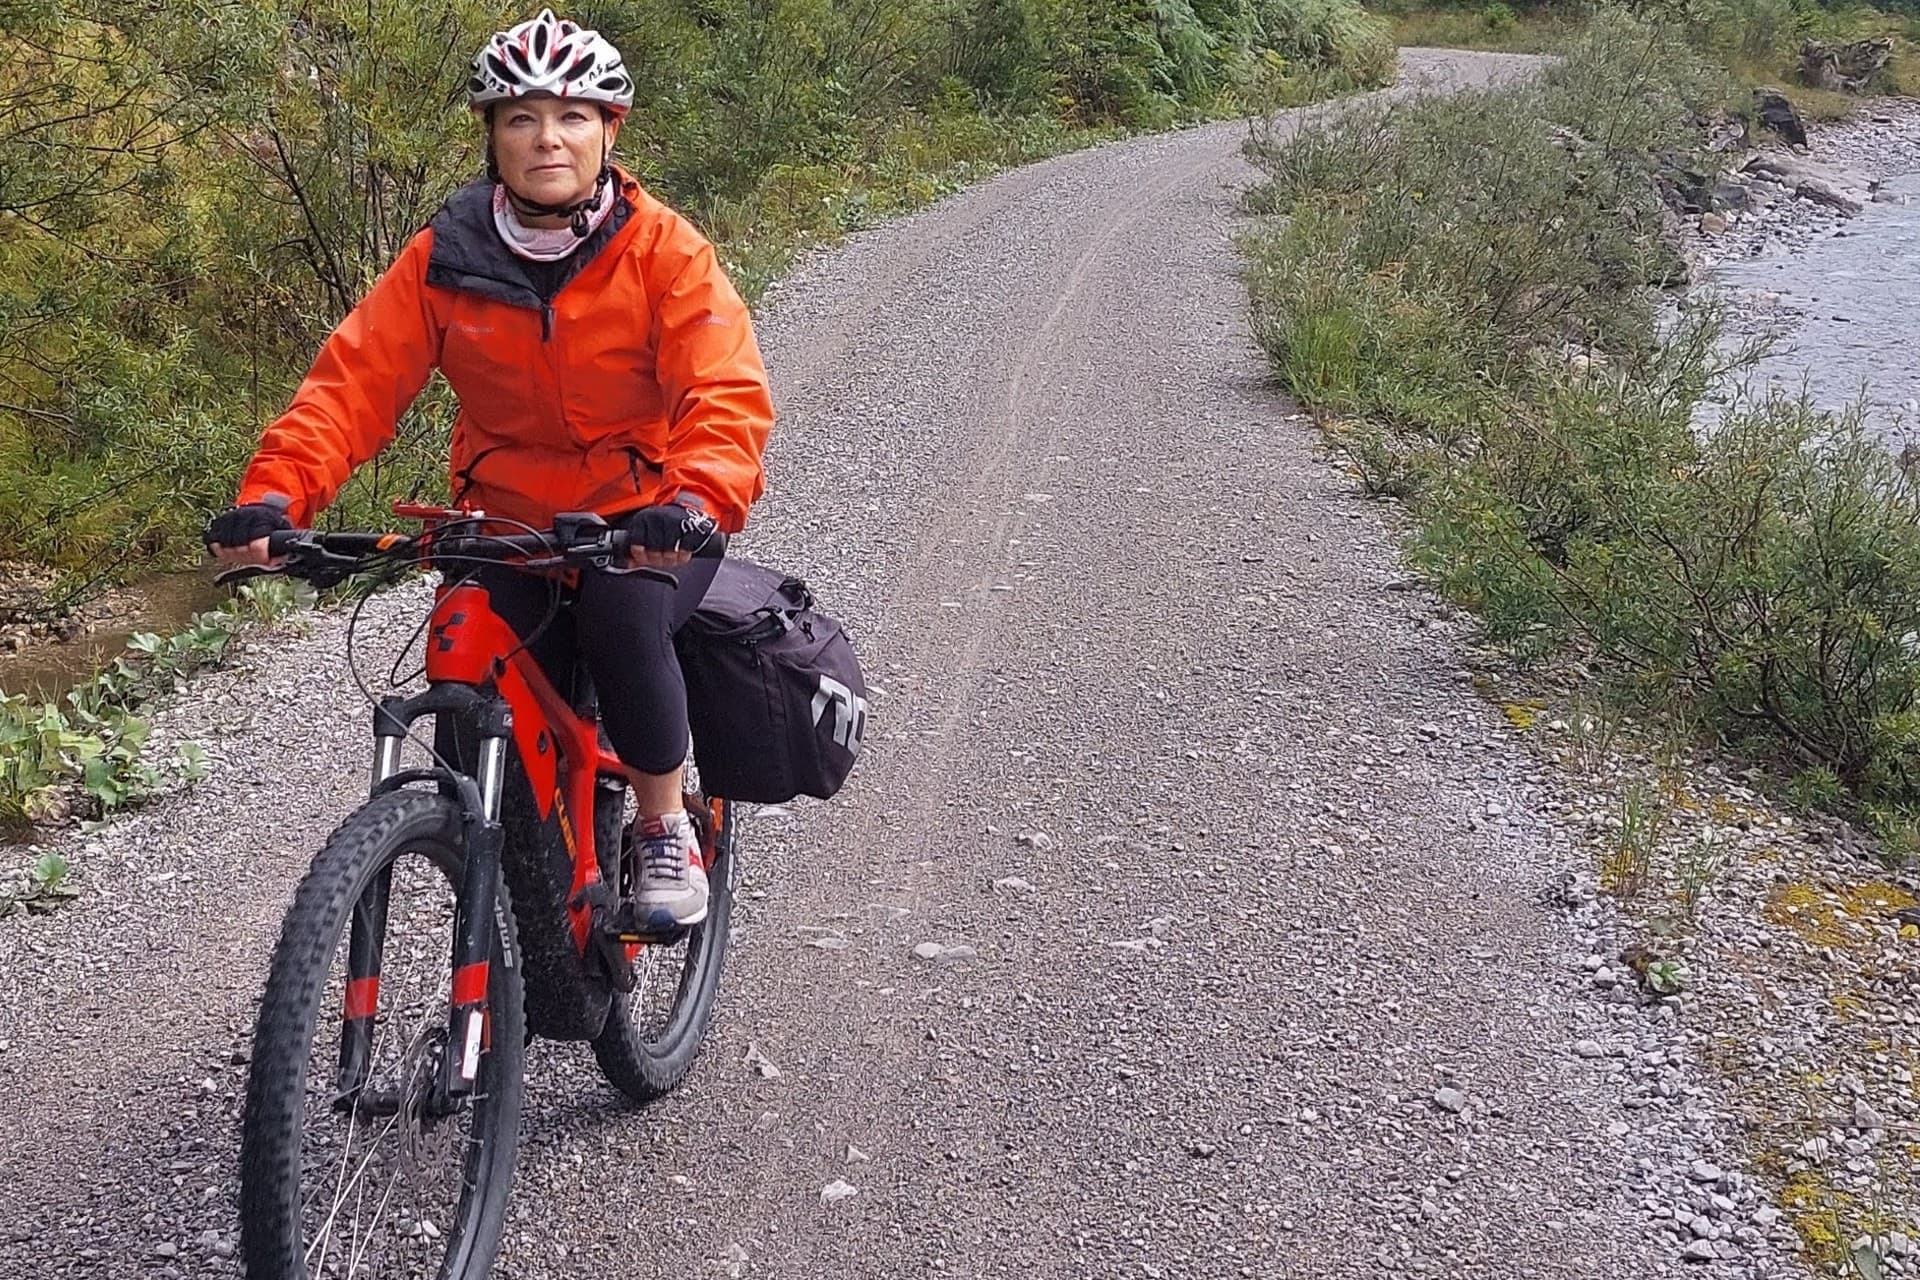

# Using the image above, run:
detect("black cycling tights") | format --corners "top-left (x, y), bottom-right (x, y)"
top-left (474, 558), bottom-right (720, 776)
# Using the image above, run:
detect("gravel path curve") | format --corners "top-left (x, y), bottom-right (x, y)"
top-left (0, 50), bottom-right (1788, 1280)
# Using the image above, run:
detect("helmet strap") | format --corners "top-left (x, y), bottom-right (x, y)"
top-left (487, 130), bottom-right (616, 239)
top-left (500, 163), bottom-right (612, 238)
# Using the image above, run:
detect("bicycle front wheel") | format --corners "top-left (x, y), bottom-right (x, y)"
top-left (239, 790), bottom-right (526, 1279)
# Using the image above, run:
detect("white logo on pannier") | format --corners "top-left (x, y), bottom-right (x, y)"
top-left (811, 675), bottom-right (867, 753)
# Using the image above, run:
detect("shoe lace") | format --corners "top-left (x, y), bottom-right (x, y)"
top-left (639, 828), bottom-right (689, 884)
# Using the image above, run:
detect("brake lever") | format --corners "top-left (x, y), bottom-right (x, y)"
top-left (214, 563), bottom-right (285, 588)
top-left (580, 548), bottom-right (679, 586)
top-left (582, 534), bottom-right (680, 586)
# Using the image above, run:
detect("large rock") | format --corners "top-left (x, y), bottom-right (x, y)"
top-left (1742, 151), bottom-right (1874, 215)
top-left (1796, 173), bottom-right (1867, 213)
top-left (1753, 88), bottom-right (1807, 149)
top-left (1709, 181), bottom-right (1755, 213)
top-left (1799, 37), bottom-right (1893, 94)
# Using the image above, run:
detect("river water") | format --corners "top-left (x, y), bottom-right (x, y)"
top-left (0, 571), bottom-right (224, 701)
top-left (1704, 114), bottom-right (1920, 445)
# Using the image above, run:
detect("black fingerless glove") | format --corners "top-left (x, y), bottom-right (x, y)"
top-left (205, 499), bottom-right (292, 551)
top-left (618, 498), bottom-right (717, 553)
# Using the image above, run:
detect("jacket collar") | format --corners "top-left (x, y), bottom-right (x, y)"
top-left (425, 166), bottom-right (639, 309)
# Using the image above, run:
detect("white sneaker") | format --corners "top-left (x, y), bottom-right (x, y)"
top-left (633, 811), bottom-right (709, 929)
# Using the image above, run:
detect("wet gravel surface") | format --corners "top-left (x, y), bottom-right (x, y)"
top-left (0, 50), bottom-right (1812, 1280)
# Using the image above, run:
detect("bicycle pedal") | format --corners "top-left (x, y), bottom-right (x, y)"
top-left (577, 890), bottom-right (688, 992)
top-left (600, 900), bottom-right (690, 947)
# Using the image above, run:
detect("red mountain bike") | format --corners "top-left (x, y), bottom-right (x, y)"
top-left (231, 506), bottom-right (735, 1278)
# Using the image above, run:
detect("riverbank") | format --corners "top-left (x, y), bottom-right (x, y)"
top-left (1471, 651), bottom-right (1920, 1274)
top-left (1621, 84), bottom-right (1920, 1280)
top-left (0, 568), bottom-right (224, 698)
top-left (1687, 95), bottom-right (1920, 440)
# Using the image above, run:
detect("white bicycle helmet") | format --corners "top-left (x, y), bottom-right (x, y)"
top-left (467, 9), bottom-right (634, 115)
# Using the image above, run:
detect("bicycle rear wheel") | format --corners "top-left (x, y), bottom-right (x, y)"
top-left (239, 790), bottom-right (526, 1278)
top-left (591, 796), bottom-right (737, 1103)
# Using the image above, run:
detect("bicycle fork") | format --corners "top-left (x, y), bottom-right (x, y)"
top-left (335, 686), bottom-right (512, 1108)
top-left (446, 724), bottom-right (508, 1098)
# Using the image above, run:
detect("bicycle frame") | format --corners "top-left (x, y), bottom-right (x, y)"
top-left (334, 555), bottom-right (689, 1105)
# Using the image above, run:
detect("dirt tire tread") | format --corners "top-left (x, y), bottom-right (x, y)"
top-left (238, 789), bottom-right (525, 1277)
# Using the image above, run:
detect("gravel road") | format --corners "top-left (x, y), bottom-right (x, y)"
top-left (0, 50), bottom-right (1799, 1280)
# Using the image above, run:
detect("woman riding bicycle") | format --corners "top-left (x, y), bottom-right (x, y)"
top-left (204, 8), bottom-right (773, 933)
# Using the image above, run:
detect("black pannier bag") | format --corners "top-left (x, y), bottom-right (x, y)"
top-left (675, 556), bottom-right (868, 804)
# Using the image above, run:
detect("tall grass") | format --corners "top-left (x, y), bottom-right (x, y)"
top-left (1391, 4), bottom-right (1590, 52)
top-left (1388, 0), bottom-right (1920, 101)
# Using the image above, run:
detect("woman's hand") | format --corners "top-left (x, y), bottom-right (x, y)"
top-left (619, 501), bottom-right (715, 571)
top-left (632, 546), bottom-right (693, 570)
top-left (205, 502), bottom-right (293, 567)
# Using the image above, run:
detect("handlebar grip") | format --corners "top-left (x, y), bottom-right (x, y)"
top-left (266, 529), bottom-right (305, 557)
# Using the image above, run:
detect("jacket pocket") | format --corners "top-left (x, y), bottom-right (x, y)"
top-left (622, 445), bottom-right (664, 495)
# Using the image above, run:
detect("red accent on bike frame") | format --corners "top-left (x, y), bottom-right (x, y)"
top-left (343, 976), bottom-right (379, 1022)
top-left (422, 573), bottom-right (627, 957)
top-left (484, 638), bottom-right (624, 950)
top-left (452, 961), bottom-right (489, 1007)
top-left (425, 584), bottom-right (559, 813)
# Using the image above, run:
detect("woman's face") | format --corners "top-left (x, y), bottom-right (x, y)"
top-left (490, 96), bottom-right (620, 214)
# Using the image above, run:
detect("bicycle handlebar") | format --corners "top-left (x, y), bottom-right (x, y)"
top-left (241, 515), bottom-right (726, 589)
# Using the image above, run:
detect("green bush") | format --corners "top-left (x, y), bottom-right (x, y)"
top-left (0, 0), bottom-right (1393, 600)
top-left (1414, 381), bottom-right (1920, 805)
top-left (1241, 10), bottom-right (1920, 824)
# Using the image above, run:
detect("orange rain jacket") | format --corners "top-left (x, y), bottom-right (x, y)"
top-left (235, 166), bottom-right (775, 534)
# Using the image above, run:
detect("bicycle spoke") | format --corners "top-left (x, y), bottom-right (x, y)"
top-left (297, 849), bottom-right (478, 1277)
top-left (628, 935), bottom-right (690, 1036)
top-left (346, 1156), bottom-right (403, 1278)
top-left (308, 980), bottom-right (406, 1268)
top-left (309, 1109), bottom-right (404, 1268)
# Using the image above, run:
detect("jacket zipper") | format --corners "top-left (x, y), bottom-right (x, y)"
top-left (542, 302), bottom-right (570, 440)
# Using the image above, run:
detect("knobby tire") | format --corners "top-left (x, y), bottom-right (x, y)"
top-left (238, 789), bottom-right (526, 1279)
top-left (591, 798), bottom-right (737, 1102)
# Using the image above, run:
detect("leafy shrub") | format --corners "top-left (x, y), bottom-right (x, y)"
top-left (0, 577), bottom-right (300, 827)
top-left (1241, 10), bottom-right (1920, 823)
top-left (1255, 0), bottom-right (1400, 89)
top-left (0, 0), bottom-right (1392, 601)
